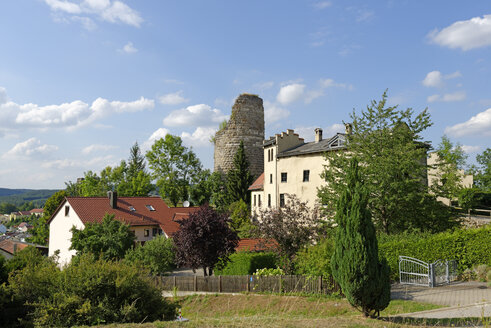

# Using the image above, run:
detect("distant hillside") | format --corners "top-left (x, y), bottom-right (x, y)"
top-left (0, 188), bottom-right (60, 207)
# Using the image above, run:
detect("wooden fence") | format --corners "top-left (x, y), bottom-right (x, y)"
top-left (154, 275), bottom-right (340, 295)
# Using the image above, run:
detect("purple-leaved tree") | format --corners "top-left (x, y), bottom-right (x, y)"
top-left (173, 205), bottom-right (238, 276)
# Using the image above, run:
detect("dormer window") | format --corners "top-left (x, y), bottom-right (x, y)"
top-left (145, 205), bottom-right (155, 211)
top-left (128, 206), bottom-right (136, 212)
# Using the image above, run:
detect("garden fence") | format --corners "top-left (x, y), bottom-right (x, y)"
top-left (154, 275), bottom-right (340, 295)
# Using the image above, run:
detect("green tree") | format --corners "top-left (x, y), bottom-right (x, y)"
top-left (458, 187), bottom-right (480, 218)
top-left (189, 169), bottom-right (213, 206)
top-left (431, 135), bottom-right (468, 200)
top-left (473, 148), bottom-right (491, 191)
top-left (70, 214), bottom-right (135, 260)
top-left (228, 200), bottom-right (254, 238)
top-left (330, 159), bottom-right (390, 318)
top-left (226, 141), bottom-right (254, 205)
top-left (43, 190), bottom-right (67, 218)
top-left (146, 134), bottom-right (203, 206)
top-left (208, 171), bottom-right (229, 212)
top-left (0, 202), bottom-right (18, 214)
top-left (255, 194), bottom-right (321, 274)
top-left (124, 236), bottom-right (176, 275)
top-left (318, 91), bottom-right (439, 234)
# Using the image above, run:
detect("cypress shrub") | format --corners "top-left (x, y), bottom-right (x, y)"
top-left (215, 252), bottom-right (277, 275)
top-left (331, 159), bottom-right (390, 318)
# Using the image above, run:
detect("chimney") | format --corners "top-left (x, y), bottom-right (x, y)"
top-left (345, 123), bottom-right (353, 135)
top-left (107, 191), bottom-right (117, 209)
top-left (315, 128), bottom-right (323, 143)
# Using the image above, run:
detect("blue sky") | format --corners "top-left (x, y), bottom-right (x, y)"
top-left (1, 0), bottom-right (490, 189)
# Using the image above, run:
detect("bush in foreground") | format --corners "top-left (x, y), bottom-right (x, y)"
top-left (5, 251), bottom-right (177, 327)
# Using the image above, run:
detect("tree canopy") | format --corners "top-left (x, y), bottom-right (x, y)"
top-left (473, 148), bottom-right (491, 191)
top-left (146, 134), bottom-right (203, 206)
top-left (124, 236), bottom-right (176, 275)
top-left (70, 214), bottom-right (135, 260)
top-left (173, 205), bottom-right (238, 276)
top-left (318, 91), bottom-right (455, 234)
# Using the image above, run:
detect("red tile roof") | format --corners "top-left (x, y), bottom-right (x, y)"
top-left (30, 208), bottom-right (44, 214)
top-left (49, 197), bottom-right (199, 237)
top-left (236, 238), bottom-right (277, 252)
top-left (0, 239), bottom-right (29, 255)
top-left (248, 172), bottom-right (264, 191)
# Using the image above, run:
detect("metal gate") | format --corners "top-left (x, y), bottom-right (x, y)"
top-left (399, 256), bottom-right (457, 287)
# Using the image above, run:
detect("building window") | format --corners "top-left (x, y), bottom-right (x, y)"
top-left (281, 172), bottom-right (287, 182)
top-left (279, 194), bottom-right (285, 207)
top-left (144, 229), bottom-right (149, 237)
top-left (303, 170), bottom-right (310, 182)
top-left (254, 194), bottom-right (256, 206)
top-left (268, 194), bottom-right (271, 207)
top-left (145, 205), bottom-right (155, 211)
top-left (64, 206), bottom-right (69, 216)
top-left (258, 195), bottom-right (261, 206)
top-left (152, 228), bottom-right (158, 236)
top-left (268, 149), bottom-right (271, 162)
top-left (270, 174), bottom-right (273, 184)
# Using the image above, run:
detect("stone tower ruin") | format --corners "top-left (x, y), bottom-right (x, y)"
top-left (213, 93), bottom-right (264, 179)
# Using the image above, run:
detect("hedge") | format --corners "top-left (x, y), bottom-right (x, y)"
top-left (215, 252), bottom-right (277, 275)
top-left (378, 225), bottom-right (491, 280)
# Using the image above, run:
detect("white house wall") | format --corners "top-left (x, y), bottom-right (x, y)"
top-left (48, 202), bottom-right (84, 266)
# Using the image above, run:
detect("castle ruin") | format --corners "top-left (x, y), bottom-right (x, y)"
top-left (213, 94), bottom-right (264, 178)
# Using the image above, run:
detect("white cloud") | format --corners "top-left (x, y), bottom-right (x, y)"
top-left (313, 1), bottom-right (332, 10)
top-left (82, 144), bottom-right (117, 154)
top-left (44, 0), bottom-right (143, 28)
top-left (462, 145), bottom-right (481, 154)
top-left (0, 87), bottom-right (154, 132)
top-left (264, 101), bottom-right (290, 124)
top-left (42, 155), bottom-right (113, 169)
top-left (144, 128), bottom-right (171, 150)
top-left (121, 41), bottom-right (137, 54)
top-left (428, 15), bottom-right (491, 51)
top-left (0, 87), bottom-right (7, 104)
top-left (4, 138), bottom-right (58, 159)
top-left (319, 78), bottom-right (353, 90)
top-left (159, 91), bottom-right (189, 105)
top-left (445, 108), bottom-right (491, 137)
top-left (277, 83), bottom-right (306, 105)
top-left (304, 90), bottom-right (324, 104)
top-left (71, 16), bottom-right (96, 30)
top-left (162, 104), bottom-right (227, 127)
top-left (422, 70), bottom-right (462, 88)
top-left (422, 71), bottom-right (443, 88)
top-left (181, 127), bottom-right (217, 147)
top-left (427, 91), bottom-right (466, 103)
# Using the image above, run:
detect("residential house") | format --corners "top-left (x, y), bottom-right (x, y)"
top-left (17, 222), bottom-right (33, 232)
top-left (251, 127), bottom-right (348, 214)
top-left (29, 208), bottom-right (44, 217)
top-left (9, 211), bottom-right (32, 221)
top-left (427, 151), bottom-right (473, 206)
top-left (48, 191), bottom-right (198, 266)
top-left (0, 239), bottom-right (48, 259)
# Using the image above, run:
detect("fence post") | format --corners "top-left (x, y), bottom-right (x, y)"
top-left (429, 263), bottom-right (434, 288)
top-left (318, 276), bottom-right (322, 293)
top-left (247, 275), bottom-right (250, 292)
top-left (445, 261), bottom-right (449, 284)
top-left (173, 276), bottom-right (177, 289)
top-left (194, 275), bottom-right (197, 292)
top-left (218, 275), bottom-right (222, 293)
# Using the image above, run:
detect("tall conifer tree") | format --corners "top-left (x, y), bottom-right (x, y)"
top-left (331, 158), bottom-right (390, 318)
top-left (226, 141), bottom-right (253, 205)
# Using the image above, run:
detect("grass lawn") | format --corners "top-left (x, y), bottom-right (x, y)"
top-left (79, 294), bottom-right (443, 328)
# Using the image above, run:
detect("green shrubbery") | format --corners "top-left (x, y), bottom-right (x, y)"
top-left (215, 252), bottom-right (277, 275)
top-left (378, 225), bottom-right (491, 280)
top-left (124, 235), bottom-right (176, 275)
top-left (1, 247), bottom-right (177, 327)
top-left (295, 237), bottom-right (334, 277)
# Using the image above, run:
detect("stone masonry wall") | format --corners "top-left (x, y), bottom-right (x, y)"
top-left (214, 94), bottom-right (264, 179)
